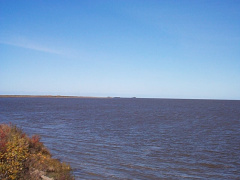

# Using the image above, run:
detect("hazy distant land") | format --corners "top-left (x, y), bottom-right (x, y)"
top-left (1, 95), bottom-right (237, 101)
top-left (0, 95), bottom-right (112, 99)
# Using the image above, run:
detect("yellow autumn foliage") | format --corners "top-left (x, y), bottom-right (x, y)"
top-left (0, 124), bottom-right (74, 180)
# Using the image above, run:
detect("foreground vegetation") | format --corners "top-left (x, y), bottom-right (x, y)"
top-left (0, 124), bottom-right (74, 180)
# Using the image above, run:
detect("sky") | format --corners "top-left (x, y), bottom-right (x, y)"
top-left (0, 0), bottom-right (240, 99)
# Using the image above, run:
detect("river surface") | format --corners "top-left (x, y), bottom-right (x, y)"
top-left (0, 98), bottom-right (240, 179)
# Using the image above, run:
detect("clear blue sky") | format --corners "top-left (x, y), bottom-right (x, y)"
top-left (0, 0), bottom-right (240, 99)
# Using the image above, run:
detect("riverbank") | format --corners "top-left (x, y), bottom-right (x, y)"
top-left (0, 124), bottom-right (74, 180)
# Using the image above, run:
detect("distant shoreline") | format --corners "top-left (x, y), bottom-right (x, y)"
top-left (0, 95), bottom-right (238, 101)
top-left (0, 95), bottom-right (112, 99)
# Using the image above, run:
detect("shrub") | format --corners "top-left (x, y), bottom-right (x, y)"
top-left (0, 124), bottom-right (74, 180)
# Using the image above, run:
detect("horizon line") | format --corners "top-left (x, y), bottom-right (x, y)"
top-left (0, 94), bottom-right (239, 101)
